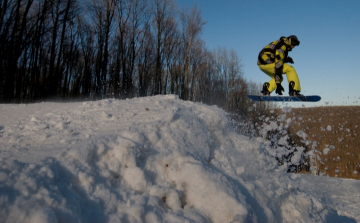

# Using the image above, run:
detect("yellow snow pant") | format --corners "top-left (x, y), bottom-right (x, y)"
top-left (258, 63), bottom-right (301, 93)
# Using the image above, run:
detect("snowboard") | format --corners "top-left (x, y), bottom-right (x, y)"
top-left (246, 95), bottom-right (321, 102)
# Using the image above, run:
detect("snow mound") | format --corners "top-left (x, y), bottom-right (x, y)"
top-left (0, 95), bottom-right (358, 223)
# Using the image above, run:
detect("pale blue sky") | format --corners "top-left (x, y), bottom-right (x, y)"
top-left (179, 0), bottom-right (360, 106)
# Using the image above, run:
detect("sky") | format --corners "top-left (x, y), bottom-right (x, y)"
top-left (1, 96), bottom-right (359, 222)
top-left (178, 0), bottom-right (360, 107)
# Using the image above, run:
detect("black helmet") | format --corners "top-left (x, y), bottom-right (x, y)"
top-left (288, 35), bottom-right (300, 46)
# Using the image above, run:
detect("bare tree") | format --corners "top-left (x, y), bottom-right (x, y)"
top-left (137, 21), bottom-right (154, 97)
top-left (89, 0), bottom-right (116, 99)
top-left (162, 13), bottom-right (180, 95)
top-left (113, 0), bottom-right (148, 99)
top-left (0, 0), bottom-right (33, 102)
top-left (179, 5), bottom-right (206, 100)
top-left (227, 49), bottom-right (243, 112)
top-left (77, 15), bottom-right (96, 98)
top-left (194, 49), bottom-right (215, 104)
top-left (25, 0), bottom-right (54, 101)
top-left (151, 0), bottom-right (177, 95)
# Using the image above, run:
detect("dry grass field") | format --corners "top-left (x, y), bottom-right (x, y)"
top-left (284, 106), bottom-right (360, 180)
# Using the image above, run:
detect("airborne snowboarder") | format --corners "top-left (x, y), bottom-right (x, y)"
top-left (257, 35), bottom-right (302, 96)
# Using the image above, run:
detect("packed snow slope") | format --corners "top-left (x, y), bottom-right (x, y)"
top-left (0, 95), bottom-right (359, 223)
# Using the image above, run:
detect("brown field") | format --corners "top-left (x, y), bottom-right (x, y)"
top-left (283, 106), bottom-right (360, 180)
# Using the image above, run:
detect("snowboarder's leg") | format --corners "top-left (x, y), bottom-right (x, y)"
top-left (258, 64), bottom-right (283, 93)
top-left (283, 64), bottom-right (301, 92)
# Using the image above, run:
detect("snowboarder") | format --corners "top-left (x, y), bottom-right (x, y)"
top-left (257, 35), bottom-right (302, 96)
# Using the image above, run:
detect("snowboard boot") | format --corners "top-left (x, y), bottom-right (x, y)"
top-left (261, 82), bottom-right (270, 96)
top-left (289, 81), bottom-right (303, 96)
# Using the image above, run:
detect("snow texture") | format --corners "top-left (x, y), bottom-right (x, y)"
top-left (0, 95), bottom-right (359, 223)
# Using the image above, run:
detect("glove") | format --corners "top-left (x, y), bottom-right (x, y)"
top-left (285, 57), bottom-right (294, 64)
top-left (276, 83), bottom-right (284, 95)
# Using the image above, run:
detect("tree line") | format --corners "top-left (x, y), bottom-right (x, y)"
top-left (0, 0), bottom-right (270, 114)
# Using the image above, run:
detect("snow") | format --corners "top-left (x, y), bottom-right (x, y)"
top-left (323, 148), bottom-right (331, 155)
top-left (327, 125), bottom-right (332, 131)
top-left (0, 95), bottom-right (359, 223)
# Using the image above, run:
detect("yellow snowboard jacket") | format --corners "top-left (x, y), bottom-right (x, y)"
top-left (257, 36), bottom-right (293, 82)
